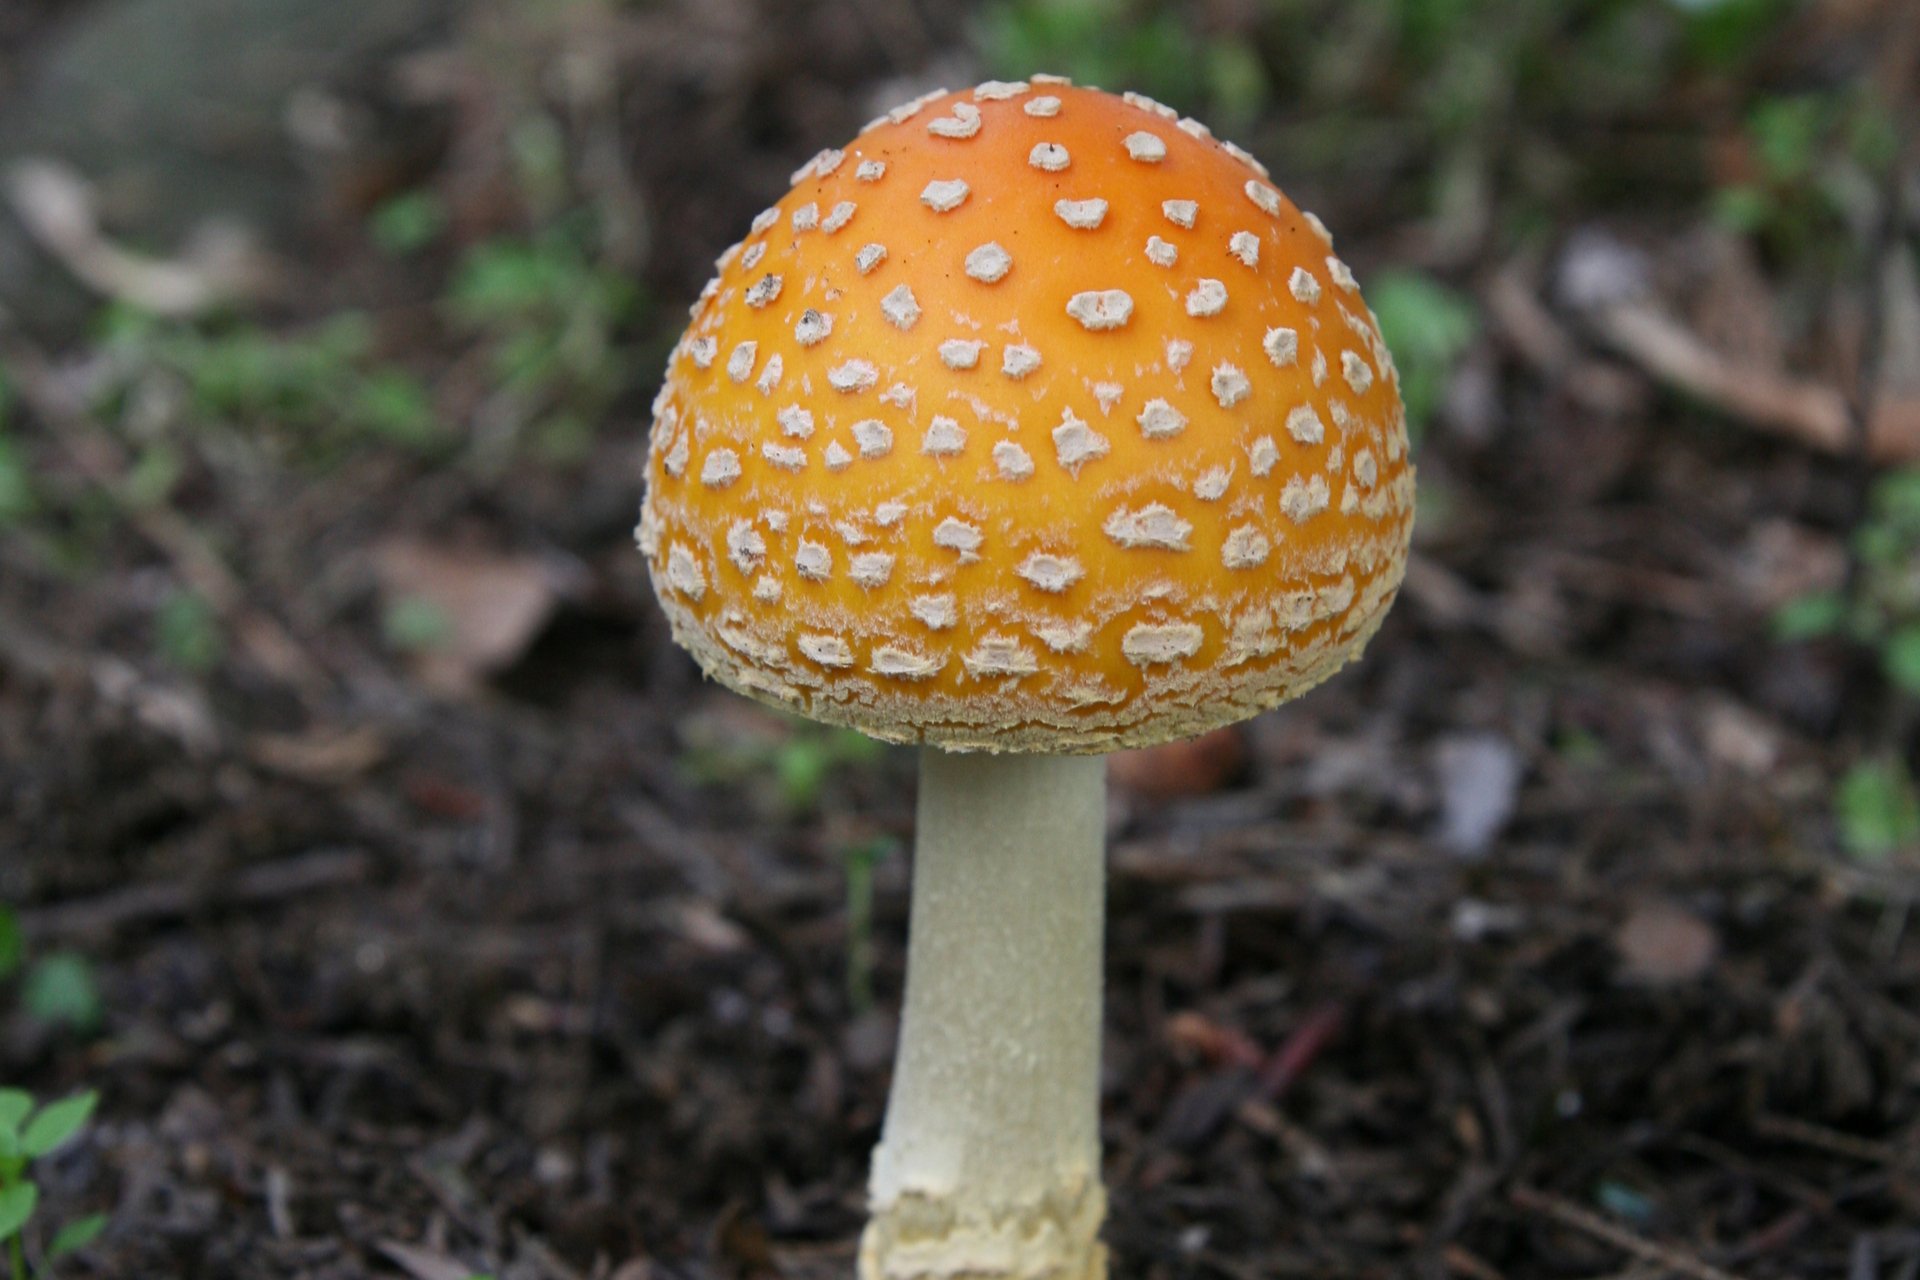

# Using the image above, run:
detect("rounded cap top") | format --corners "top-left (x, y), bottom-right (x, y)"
top-left (638, 78), bottom-right (1414, 753)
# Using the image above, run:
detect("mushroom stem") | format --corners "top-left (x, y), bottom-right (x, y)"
top-left (860, 750), bottom-right (1109, 1280)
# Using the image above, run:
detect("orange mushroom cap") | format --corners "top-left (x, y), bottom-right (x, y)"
top-left (638, 77), bottom-right (1414, 752)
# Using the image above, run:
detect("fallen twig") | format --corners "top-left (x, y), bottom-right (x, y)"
top-left (19, 848), bottom-right (371, 940)
top-left (1509, 1184), bottom-right (1750, 1280)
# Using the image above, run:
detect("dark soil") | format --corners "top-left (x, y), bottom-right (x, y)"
top-left (1, 2), bottom-right (1916, 1279)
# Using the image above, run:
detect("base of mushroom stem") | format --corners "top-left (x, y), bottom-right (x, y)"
top-left (857, 1174), bottom-right (1108, 1280)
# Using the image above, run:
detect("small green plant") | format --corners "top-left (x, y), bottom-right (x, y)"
top-left (0, 914), bottom-right (101, 1037)
top-left (0, 1089), bottom-right (106, 1279)
top-left (843, 838), bottom-right (898, 1015)
top-left (1368, 269), bottom-right (1477, 440)
top-left (1773, 468), bottom-right (1920, 698)
top-left (1834, 760), bottom-right (1920, 862)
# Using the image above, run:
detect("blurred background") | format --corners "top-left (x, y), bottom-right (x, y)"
top-left (0, 0), bottom-right (1916, 1276)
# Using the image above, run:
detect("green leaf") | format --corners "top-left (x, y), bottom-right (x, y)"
top-left (0, 906), bottom-right (22, 979)
top-left (0, 434), bottom-right (33, 524)
top-left (0, 1088), bottom-right (30, 1158)
top-left (382, 596), bottom-right (454, 653)
top-left (1885, 625), bottom-right (1920, 697)
top-left (47, 1211), bottom-right (108, 1258)
top-left (0, 1182), bottom-right (38, 1240)
top-left (1836, 760), bottom-right (1920, 861)
top-left (370, 191), bottom-right (447, 257)
top-left (1771, 591), bottom-right (1844, 642)
top-left (155, 590), bottom-right (224, 673)
top-left (22, 1092), bottom-right (96, 1158)
top-left (1368, 269), bottom-right (1477, 437)
top-left (22, 953), bottom-right (103, 1032)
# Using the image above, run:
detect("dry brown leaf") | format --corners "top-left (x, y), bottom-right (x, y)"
top-left (373, 539), bottom-right (580, 692)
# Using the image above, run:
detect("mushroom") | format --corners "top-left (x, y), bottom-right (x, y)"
top-left (639, 78), bottom-right (1414, 1280)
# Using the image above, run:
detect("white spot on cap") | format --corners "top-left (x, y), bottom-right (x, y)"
top-left (881, 284), bottom-right (921, 330)
top-left (1016, 553), bottom-right (1084, 593)
top-left (993, 440), bottom-right (1035, 480)
top-left (1162, 200), bottom-right (1197, 228)
top-left (799, 634), bottom-right (854, 667)
top-left (795, 539), bottom-right (831, 580)
top-left (1104, 503), bottom-right (1192, 550)
top-left (912, 594), bottom-right (957, 629)
top-left (1311, 349), bottom-right (1328, 386)
top-left (1222, 526), bottom-right (1270, 569)
top-left (939, 339), bottom-right (984, 370)
top-left (923, 416), bottom-right (966, 456)
top-left (726, 342), bottom-right (757, 383)
top-left (750, 208), bottom-right (779, 234)
top-left (1123, 622), bottom-right (1203, 666)
top-left (934, 518), bottom-right (983, 557)
top-left (871, 646), bottom-right (941, 679)
top-left (852, 419), bottom-right (893, 457)
top-left (688, 337), bottom-right (717, 368)
top-left (1195, 465), bottom-right (1231, 500)
top-left (887, 88), bottom-right (946, 124)
top-left (966, 242), bottom-right (1012, 282)
top-left (1054, 198), bottom-right (1107, 229)
top-left (1245, 180), bottom-right (1283, 216)
top-left (1091, 381), bottom-right (1122, 414)
top-left (1166, 339), bottom-right (1193, 372)
top-left (1051, 411), bottom-right (1110, 472)
top-left (778, 405), bottom-right (814, 438)
top-left (791, 203), bottom-right (820, 233)
top-left (762, 441), bottom-right (805, 471)
top-left (1029, 142), bottom-right (1070, 172)
top-left (1304, 210), bottom-right (1333, 243)
top-left (667, 546), bottom-right (706, 600)
top-left (850, 552), bottom-right (895, 588)
top-left (740, 243), bottom-right (766, 271)
top-left (752, 576), bottom-right (781, 602)
top-left (1354, 449), bottom-right (1378, 488)
top-left (1066, 290), bottom-right (1133, 330)
top-left (1328, 256), bottom-right (1360, 291)
top-left (1023, 95), bottom-right (1061, 117)
top-left (829, 360), bottom-right (879, 392)
top-left (1176, 116), bottom-right (1211, 141)
top-left (963, 636), bottom-right (1038, 679)
top-left (1341, 350), bottom-right (1374, 394)
top-left (1145, 236), bottom-right (1178, 267)
top-left (1286, 404), bottom-right (1325, 444)
top-left (727, 521), bottom-right (766, 574)
top-left (1289, 267), bottom-right (1322, 304)
top-left (824, 442), bottom-right (853, 470)
top-left (1280, 474), bottom-right (1331, 523)
top-left (1210, 362), bottom-right (1251, 408)
top-left (1249, 436), bottom-right (1279, 476)
top-left (921, 179), bottom-right (970, 212)
top-left (927, 102), bottom-right (982, 139)
top-left (1223, 140), bottom-right (1267, 177)
top-left (795, 310), bottom-right (832, 346)
top-left (1229, 231), bottom-right (1260, 266)
top-left (856, 243), bottom-right (887, 274)
top-left (1124, 131), bottom-right (1167, 162)
top-left (664, 436), bottom-right (689, 477)
top-left (702, 450), bottom-right (737, 491)
top-left (1263, 326), bottom-right (1299, 368)
top-left (1002, 345), bottom-right (1041, 379)
top-left (821, 201), bottom-right (857, 234)
top-left (1187, 278), bottom-right (1228, 317)
top-left (1137, 398), bottom-right (1186, 438)
top-left (856, 159), bottom-right (887, 182)
top-left (874, 501), bottom-right (907, 526)
top-left (755, 354), bottom-right (783, 395)
top-left (974, 80), bottom-right (1029, 100)
top-left (1033, 621), bottom-right (1092, 653)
